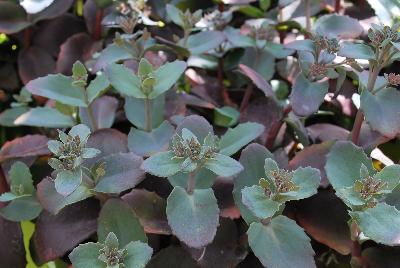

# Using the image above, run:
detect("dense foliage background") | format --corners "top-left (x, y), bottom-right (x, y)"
top-left (0, 0), bottom-right (400, 267)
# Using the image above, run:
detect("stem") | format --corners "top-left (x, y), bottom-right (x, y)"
top-left (144, 97), bottom-right (152, 132)
top-left (23, 28), bottom-right (31, 49)
top-left (240, 84), bottom-right (253, 112)
top-left (305, 0), bottom-right (311, 33)
top-left (350, 221), bottom-right (364, 267)
top-left (218, 57), bottom-right (234, 106)
top-left (186, 171), bottom-right (196, 195)
top-left (94, 9), bottom-right (104, 40)
top-left (86, 104), bottom-right (98, 131)
top-left (265, 105), bottom-right (292, 150)
top-left (350, 56), bottom-right (380, 144)
top-left (334, 0), bottom-right (341, 12)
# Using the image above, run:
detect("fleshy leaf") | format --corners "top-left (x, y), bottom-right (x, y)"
top-left (248, 216), bottom-right (316, 268)
top-left (141, 151), bottom-right (183, 177)
top-left (204, 153), bottom-right (244, 177)
top-left (98, 199), bottom-right (147, 247)
top-left (124, 241), bottom-right (153, 268)
top-left (278, 167), bottom-right (321, 202)
top-left (233, 143), bottom-right (274, 224)
top-left (338, 42), bottom-right (375, 60)
top-left (14, 107), bottom-right (75, 128)
top-left (36, 178), bottom-right (93, 214)
top-left (105, 63), bottom-right (144, 98)
top-left (55, 169), bottom-right (82, 196)
top-left (0, 196), bottom-right (42, 221)
top-left (241, 185), bottom-right (281, 219)
top-left (26, 74), bottom-right (87, 107)
top-left (313, 14), bottom-right (363, 38)
top-left (350, 203), bottom-right (400, 246)
top-left (290, 74), bottom-right (329, 117)
top-left (149, 61), bottom-right (187, 99)
top-left (69, 242), bottom-right (104, 268)
top-left (325, 141), bottom-right (374, 190)
top-left (166, 186), bottom-right (219, 248)
top-left (374, 164), bottom-right (400, 191)
top-left (361, 87), bottom-right (400, 139)
top-left (128, 121), bottom-right (175, 157)
top-left (86, 74), bottom-right (110, 103)
top-left (94, 153), bottom-right (145, 194)
top-left (185, 31), bottom-right (225, 54)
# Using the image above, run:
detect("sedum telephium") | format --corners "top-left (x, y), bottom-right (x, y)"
top-left (47, 124), bottom-right (100, 196)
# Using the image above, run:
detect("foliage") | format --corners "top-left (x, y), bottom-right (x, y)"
top-left (1, 0), bottom-right (400, 267)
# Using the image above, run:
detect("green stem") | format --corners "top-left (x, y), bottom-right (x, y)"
top-left (144, 97), bottom-right (152, 132)
top-left (186, 171), bottom-right (197, 195)
top-left (86, 104), bottom-right (98, 131)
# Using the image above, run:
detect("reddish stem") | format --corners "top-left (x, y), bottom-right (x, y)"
top-left (0, 166), bottom-right (9, 209)
top-left (334, 0), bottom-right (341, 13)
top-left (94, 9), bottom-right (104, 40)
top-left (218, 58), bottom-right (235, 106)
top-left (23, 28), bottom-right (31, 49)
top-left (240, 84), bottom-right (253, 112)
top-left (350, 110), bottom-right (364, 145)
top-left (265, 105), bottom-right (292, 150)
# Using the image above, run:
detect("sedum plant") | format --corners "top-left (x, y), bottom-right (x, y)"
top-left (47, 124), bottom-right (100, 196)
top-left (1, 1), bottom-right (400, 267)
top-left (70, 232), bottom-right (152, 268)
top-left (326, 141), bottom-right (400, 265)
top-left (142, 116), bottom-right (264, 248)
top-left (240, 157), bottom-right (321, 268)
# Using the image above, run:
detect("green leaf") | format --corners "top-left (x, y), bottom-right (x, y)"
top-left (0, 192), bottom-right (22, 202)
top-left (285, 40), bottom-right (315, 53)
top-left (248, 216), bottom-right (316, 268)
top-left (214, 106), bottom-right (240, 127)
top-left (36, 178), bottom-right (93, 214)
top-left (290, 74), bottom-right (329, 117)
top-left (14, 107), bottom-right (75, 128)
top-left (233, 143), bottom-right (274, 224)
top-left (278, 167), bottom-right (321, 202)
top-left (166, 186), bottom-right (219, 248)
top-left (205, 153), bottom-right (243, 177)
top-left (105, 63), bottom-right (144, 98)
top-left (148, 61), bottom-right (187, 99)
top-left (26, 74), bottom-right (87, 107)
top-left (314, 14), bottom-right (363, 39)
top-left (124, 241), bottom-right (153, 268)
top-left (0, 196), bottom-right (42, 222)
top-left (240, 47), bottom-right (275, 81)
top-left (186, 31), bottom-right (225, 54)
top-left (94, 153), bottom-right (145, 194)
top-left (350, 203), bottom-right (400, 246)
top-left (128, 121), bottom-right (175, 157)
top-left (238, 5), bottom-right (264, 18)
top-left (325, 141), bottom-right (374, 190)
top-left (166, 4), bottom-right (184, 28)
top-left (260, 0), bottom-right (271, 10)
top-left (176, 115), bottom-right (213, 141)
top-left (141, 151), bottom-right (183, 177)
top-left (338, 42), bottom-right (375, 60)
top-left (241, 185), bottom-right (281, 219)
top-left (138, 58), bottom-right (153, 77)
top-left (69, 124), bottom-right (91, 142)
top-left (9, 161), bottom-right (34, 195)
top-left (124, 95), bottom-right (165, 130)
top-left (0, 107), bottom-right (29, 127)
top-left (168, 168), bottom-right (217, 189)
top-left (55, 169), bottom-right (82, 196)
top-left (69, 243), bottom-right (104, 268)
top-left (87, 74), bottom-right (110, 103)
top-left (98, 199), bottom-right (147, 247)
top-left (219, 122), bottom-right (265, 156)
top-left (361, 87), bottom-right (400, 139)
top-left (374, 164), bottom-right (400, 191)
top-left (93, 43), bottom-right (133, 72)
